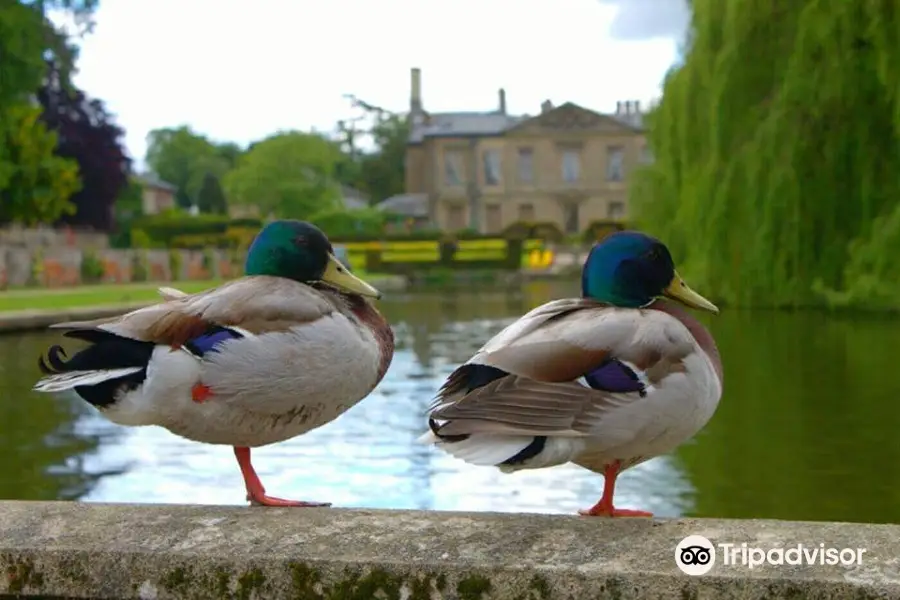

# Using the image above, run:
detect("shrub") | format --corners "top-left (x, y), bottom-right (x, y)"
top-left (80, 250), bottom-right (104, 283)
top-left (30, 248), bottom-right (44, 285)
top-left (308, 207), bottom-right (386, 238)
top-left (500, 221), bottom-right (565, 242)
top-left (131, 213), bottom-right (263, 246)
top-left (583, 220), bottom-right (626, 244)
top-left (131, 251), bottom-right (148, 282)
top-left (168, 248), bottom-right (183, 280)
top-left (130, 228), bottom-right (152, 249)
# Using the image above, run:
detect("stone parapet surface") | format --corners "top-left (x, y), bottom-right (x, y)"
top-left (0, 501), bottom-right (897, 599)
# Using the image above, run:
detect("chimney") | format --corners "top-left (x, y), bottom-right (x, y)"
top-left (633, 100), bottom-right (641, 114)
top-left (410, 67), bottom-right (422, 113)
top-left (498, 88), bottom-right (507, 114)
top-left (616, 101), bottom-right (623, 114)
top-left (541, 100), bottom-right (553, 113)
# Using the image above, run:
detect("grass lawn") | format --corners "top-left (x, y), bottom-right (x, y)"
top-left (0, 268), bottom-right (379, 313)
top-left (0, 280), bottom-right (223, 313)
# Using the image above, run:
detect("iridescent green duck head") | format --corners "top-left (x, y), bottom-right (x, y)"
top-left (582, 230), bottom-right (718, 313)
top-left (245, 220), bottom-right (381, 298)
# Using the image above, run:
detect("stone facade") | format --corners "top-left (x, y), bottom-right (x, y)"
top-left (403, 68), bottom-right (649, 234)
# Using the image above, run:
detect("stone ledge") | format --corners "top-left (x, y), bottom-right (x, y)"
top-left (0, 302), bottom-right (156, 334)
top-left (0, 501), bottom-right (898, 599)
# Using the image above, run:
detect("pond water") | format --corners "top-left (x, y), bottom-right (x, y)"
top-left (1, 280), bottom-right (899, 524)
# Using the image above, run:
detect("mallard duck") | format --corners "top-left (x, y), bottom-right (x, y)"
top-left (33, 220), bottom-right (394, 507)
top-left (419, 231), bottom-right (722, 517)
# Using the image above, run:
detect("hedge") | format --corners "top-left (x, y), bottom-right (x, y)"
top-left (120, 212), bottom-right (627, 249)
top-left (128, 213), bottom-right (264, 248)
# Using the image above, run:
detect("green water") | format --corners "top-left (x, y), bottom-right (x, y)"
top-left (0, 281), bottom-right (897, 524)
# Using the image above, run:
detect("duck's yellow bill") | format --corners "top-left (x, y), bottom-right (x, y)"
top-left (321, 254), bottom-right (381, 299)
top-left (663, 271), bottom-right (719, 314)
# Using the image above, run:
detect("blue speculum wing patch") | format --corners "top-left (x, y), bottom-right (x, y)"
top-left (583, 358), bottom-right (646, 396)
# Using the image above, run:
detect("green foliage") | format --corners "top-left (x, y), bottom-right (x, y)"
top-left (168, 248), bottom-right (183, 279)
top-left (80, 250), bottom-right (104, 283)
top-left (29, 247), bottom-right (44, 285)
top-left (130, 228), bottom-right (152, 249)
top-left (336, 97), bottom-right (410, 204)
top-left (130, 251), bottom-right (148, 282)
top-left (114, 176), bottom-right (144, 221)
top-left (128, 213), bottom-right (261, 249)
top-left (499, 221), bottom-right (565, 242)
top-left (816, 202), bottom-right (900, 311)
top-left (582, 220), bottom-right (627, 244)
top-left (201, 247), bottom-right (215, 272)
top-left (223, 131), bottom-right (342, 218)
top-left (0, 104), bottom-right (81, 225)
top-left (145, 126), bottom-right (235, 209)
top-left (632, 0), bottom-right (900, 309)
top-left (0, 2), bottom-right (46, 108)
top-left (308, 207), bottom-right (386, 238)
top-left (196, 172), bottom-right (228, 214)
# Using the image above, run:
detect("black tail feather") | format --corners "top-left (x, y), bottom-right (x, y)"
top-left (38, 345), bottom-right (69, 375)
top-left (37, 330), bottom-right (156, 407)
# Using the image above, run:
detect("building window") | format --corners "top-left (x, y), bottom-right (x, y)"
top-left (517, 147), bottom-right (534, 184)
top-left (444, 150), bottom-right (464, 186)
top-left (518, 203), bottom-right (535, 222)
top-left (563, 203), bottom-right (580, 233)
top-left (606, 146), bottom-right (625, 181)
top-left (483, 149), bottom-right (501, 186)
top-left (448, 205), bottom-right (465, 229)
top-left (561, 149), bottom-right (580, 183)
top-left (607, 201), bottom-right (625, 219)
top-left (485, 204), bottom-right (502, 233)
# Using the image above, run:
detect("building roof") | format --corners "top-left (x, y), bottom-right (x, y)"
top-left (137, 173), bottom-right (178, 192)
top-left (408, 102), bottom-right (645, 144)
top-left (339, 185), bottom-right (370, 210)
top-left (376, 193), bottom-right (429, 217)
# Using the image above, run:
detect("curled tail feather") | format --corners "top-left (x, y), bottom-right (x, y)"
top-left (33, 333), bottom-right (155, 407)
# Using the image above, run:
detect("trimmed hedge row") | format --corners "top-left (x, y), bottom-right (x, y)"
top-left (121, 212), bottom-right (627, 250)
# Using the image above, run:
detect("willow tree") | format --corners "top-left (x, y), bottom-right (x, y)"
top-left (632, 0), bottom-right (900, 309)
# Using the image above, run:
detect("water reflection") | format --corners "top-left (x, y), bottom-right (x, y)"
top-left (2, 282), bottom-right (900, 523)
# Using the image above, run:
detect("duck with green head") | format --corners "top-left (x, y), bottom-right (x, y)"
top-left (420, 231), bottom-right (721, 517)
top-left (33, 220), bottom-right (394, 507)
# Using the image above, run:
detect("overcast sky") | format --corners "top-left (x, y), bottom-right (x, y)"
top-left (68, 0), bottom-right (691, 167)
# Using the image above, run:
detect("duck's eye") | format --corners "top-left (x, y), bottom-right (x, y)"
top-left (645, 247), bottom-right (662, 262)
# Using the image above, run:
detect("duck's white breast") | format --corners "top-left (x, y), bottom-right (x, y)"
top-left (107, 314), bottom-right (383, 447)
top-left (573, 347), bottom-right (722, 473)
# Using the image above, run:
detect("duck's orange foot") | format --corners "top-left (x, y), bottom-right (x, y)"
top-left (191, 383), bottom-right (213, 403)
top-left (578, 506), bottom-right (654, 518)
top-left (247, 493), bottom-right (332, 508)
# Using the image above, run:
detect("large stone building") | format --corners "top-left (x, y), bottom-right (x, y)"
top-left (401, 68), bottom-right (650, 234)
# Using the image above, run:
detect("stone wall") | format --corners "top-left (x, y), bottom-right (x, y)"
top-left (0, 226), bottom-right (109, 250)
top-left (0, 247), bottom-right (241, 288)
top-left (0, 502), bottom-right (897, 599)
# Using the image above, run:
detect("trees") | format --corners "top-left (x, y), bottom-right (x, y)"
top-left (0, 104), bottom-right (81, 225)
top-left (337, 95), bottom-right (409, 204)
top-left (197, 173), bottom-right (228, 215)
top-left (223, 131), bottom-right (342, 218)
top-left (0, 0), bottom-right (103, 226)
top-left (630, 0), bottom-right (900, 309)
top-left (37, 60), bottom-right (131, 231)
top-left (145, 126), bottom-right (236, 209)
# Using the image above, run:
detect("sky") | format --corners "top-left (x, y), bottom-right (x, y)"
top-left (67, 0), bottom-right (690, 168)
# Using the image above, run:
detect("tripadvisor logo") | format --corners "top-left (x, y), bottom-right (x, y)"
top-left (675, 535), bottom-right (867, 576)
